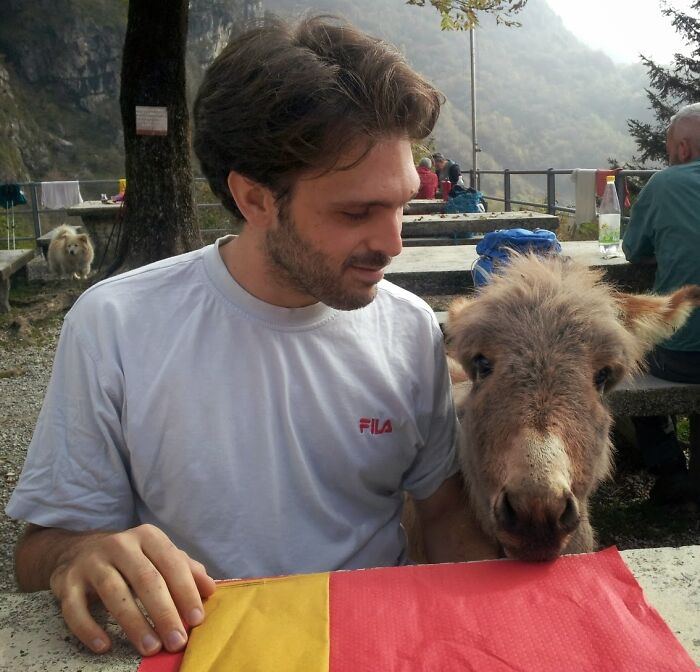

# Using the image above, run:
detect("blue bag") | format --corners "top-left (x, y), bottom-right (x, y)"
top-left (473, 228), bottom-right (561, 287)
top-left (445, 186), bottom-right (484, 214)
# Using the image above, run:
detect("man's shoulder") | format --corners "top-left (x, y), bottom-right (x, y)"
top-left (69, 245), bottom-right (209, 318)
top-left (376, 280), bottom-right (436, 322)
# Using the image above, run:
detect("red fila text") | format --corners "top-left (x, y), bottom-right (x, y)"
top-left (359, 418), bottom-right (393, 435)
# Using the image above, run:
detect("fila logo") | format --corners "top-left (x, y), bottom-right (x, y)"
top-left (359, 417), bottom-right (393, 435)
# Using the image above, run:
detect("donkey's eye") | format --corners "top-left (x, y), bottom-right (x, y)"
top-left (471, 354), bottom-right (493, 381)
top-left (594, 366), bottom-right (612, 392)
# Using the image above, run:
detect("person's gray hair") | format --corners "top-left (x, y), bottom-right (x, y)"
top-left (669, 102), bottom-right (700, 129)
top-left (419, 157), bottom-right (432, 168)
top-left (669, 102), bottom-right (700, 156)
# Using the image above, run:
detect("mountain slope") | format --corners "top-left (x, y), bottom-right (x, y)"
top-left (0, 0), bottom-right (653, 193)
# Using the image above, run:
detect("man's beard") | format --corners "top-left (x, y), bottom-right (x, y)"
top-left (264, 204), bottom-right (390, 311)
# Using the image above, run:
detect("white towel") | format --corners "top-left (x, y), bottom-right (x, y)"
top-left (41, 181), bottom-right (84, 210)
top-left (570, 169), bottom-right (597, 226)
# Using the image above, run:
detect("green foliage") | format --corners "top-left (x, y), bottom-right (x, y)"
top-left (627, 1), bottom-right (700, 164)
top-left (405, 0), bottom-right (527, 29)
top-left (411, 137), bottom-right (437, 165)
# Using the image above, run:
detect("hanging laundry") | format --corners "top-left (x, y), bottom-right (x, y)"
top-left (595, 169), bottom-right (631, 208)
top-left (0, 183), bottom-right (27, 208)
top-left (41, 181), bottom-right (83, 210)
top-left (570, 169), bottom-right (597, 226)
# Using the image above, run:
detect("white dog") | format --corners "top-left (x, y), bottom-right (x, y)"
top-left (47, 224), bottom-right (95, 279)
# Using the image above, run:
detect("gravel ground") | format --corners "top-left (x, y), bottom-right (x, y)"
top-left (0, 319), bottom-right (61, 591)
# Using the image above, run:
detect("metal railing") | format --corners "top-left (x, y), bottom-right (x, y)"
top-left (1, 177), bottom-right (228, 247)
top-left (466, 168), bottom-right (658, 219)
top-left (2, 169), bottom-right (661, 249)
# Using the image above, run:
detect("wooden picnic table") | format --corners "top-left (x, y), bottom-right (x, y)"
top-left (0, 249), bottom-right (34, 313)
top-left (1, 546), bottom-right (698, 669)
top-left (401, 210), bottom-right (559, 238)
top-left (404, 199), bottom-right (445, 215)
top-left (386, 240), bottom-right (655, 295)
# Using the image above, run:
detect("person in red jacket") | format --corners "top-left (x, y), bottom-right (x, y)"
top-left (416, 157), bottom-right (438, 199)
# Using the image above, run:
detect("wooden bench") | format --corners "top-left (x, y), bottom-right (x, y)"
top-left (400, 211), bottom-right (559, 252)
top-left (607, 374), bottom-right (700, 480)
top-left (402, 235), bottom-right (484, 247)
top-left (0, 249), bottom-right (35, 313)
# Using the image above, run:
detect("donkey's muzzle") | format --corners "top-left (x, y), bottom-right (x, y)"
top-left (494, 487), bottom-right (580, 561)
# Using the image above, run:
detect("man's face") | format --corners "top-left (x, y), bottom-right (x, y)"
top-left (263, 137), bottom-right (419, 310)
top-left (434, 158), bottom-right (446, 171)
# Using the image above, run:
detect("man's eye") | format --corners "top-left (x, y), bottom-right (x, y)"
top-left (342, 211), bottom-right (369, 221)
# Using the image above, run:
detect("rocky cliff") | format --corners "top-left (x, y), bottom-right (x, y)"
top-left (0, 0), bottom-right (245, 182)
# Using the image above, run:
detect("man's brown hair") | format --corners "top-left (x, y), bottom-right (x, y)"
top-left (193, 15), bottom-right (443, 218)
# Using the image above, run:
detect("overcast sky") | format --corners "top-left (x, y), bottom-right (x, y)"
top-left (544, 0), bottom-right (695, 65)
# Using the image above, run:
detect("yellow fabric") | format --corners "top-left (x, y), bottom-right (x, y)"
top-left (180, 573), bottom-right (330, 672)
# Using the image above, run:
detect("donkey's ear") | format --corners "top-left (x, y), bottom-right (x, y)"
top-left (615, 285), bottom-right (700, 349)
top-left (445, 296), bottom-right (476, 359)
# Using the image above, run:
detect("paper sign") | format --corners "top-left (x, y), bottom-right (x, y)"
top-left (136, 106), bottom-right (168, 136)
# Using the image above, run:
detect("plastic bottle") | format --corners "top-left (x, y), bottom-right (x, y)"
top-left (598, 175), bottom-right (621, 258)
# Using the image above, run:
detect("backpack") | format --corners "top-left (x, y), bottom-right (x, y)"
top-left (472, 228), bottom-right (561, 288)
top-left (445, 185), bottom-right (486, 214)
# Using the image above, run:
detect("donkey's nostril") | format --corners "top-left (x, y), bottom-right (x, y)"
top-left (559, 494), bottom-right (580, 532)
top-left (495, 490), bottom-right (518, 531)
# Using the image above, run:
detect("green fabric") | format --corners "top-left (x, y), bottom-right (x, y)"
top-left (622, 157), bottom-right (700, 351)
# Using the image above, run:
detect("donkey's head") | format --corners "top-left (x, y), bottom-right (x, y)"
top-left (447, 253), bottom-right (700, 561)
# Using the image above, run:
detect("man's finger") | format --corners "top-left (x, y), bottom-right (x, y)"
top-left (92, 566), bottom-right (164, 656)
top-left (137, 534), bottom-right (210, 634)
top-left (122, 559), bottom-right (190, 652)
top-left (59, 583), bottom-right (112, 655)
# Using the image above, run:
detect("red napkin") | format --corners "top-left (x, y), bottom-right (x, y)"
top-left (139, 547), bottom-right (697, 672)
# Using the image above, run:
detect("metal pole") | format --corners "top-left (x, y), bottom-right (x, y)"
top-left (469, 27), bottom-right (479, 190)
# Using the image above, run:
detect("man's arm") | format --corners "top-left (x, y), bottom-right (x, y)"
top-left (15, 523), bottom-right (216, 656)
top-left (412, 473), bottom-right (500, 563)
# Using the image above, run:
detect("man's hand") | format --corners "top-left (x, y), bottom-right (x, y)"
top-left (17, 524), bottom-right (217, 656)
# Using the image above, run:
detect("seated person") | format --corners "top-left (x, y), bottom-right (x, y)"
top-left (622, 102), bottom-right (700, 505)
top-left (416, 157), bottom-right (438, 199)
top-left (5, 15), bottom-right (468, 658)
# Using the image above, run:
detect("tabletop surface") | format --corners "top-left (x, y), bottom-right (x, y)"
top-left (401, 210), bottom-right (559, 223)
top-left (0, 546), bottom-right (698, 671)
top-left (387, 239), bottom-right (628, 275)
top-left (0, 249), bottom-right (34, 280)
top-left (66, 200), bottom-right (124, 215)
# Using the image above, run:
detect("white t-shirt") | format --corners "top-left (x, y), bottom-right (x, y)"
top-left (7, 239), bottom-right (458, 579)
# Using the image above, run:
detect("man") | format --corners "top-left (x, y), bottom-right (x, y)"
top-left (416, 156), bottom-right (438, 199)
top-left (6, 16), bottom-right (470, 658)
top-left (622, 102), bottom-right (700, 504)
top-left (432, 152), bottom-right (462, 186)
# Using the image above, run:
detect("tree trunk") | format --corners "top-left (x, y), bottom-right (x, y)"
top-left (116, 0), bottom-right (201, 273)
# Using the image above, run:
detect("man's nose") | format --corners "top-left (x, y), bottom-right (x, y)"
top-left (371, 208), bottom-right (403, 258)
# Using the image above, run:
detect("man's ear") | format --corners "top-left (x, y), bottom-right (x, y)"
top-left (677, 138), bottom-right (693, 164)
top-left (615, 285), bottom-right (700, 350)
top-left (226, 171), bottom-right (277, 226)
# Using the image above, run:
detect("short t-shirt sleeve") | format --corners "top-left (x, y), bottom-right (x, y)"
top-left (5, 317), bottom-right (135, 531)
top-left (401, 320), bottom-right (459, 501)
